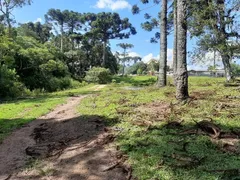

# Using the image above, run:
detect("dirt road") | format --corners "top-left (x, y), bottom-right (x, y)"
top-left (0, 85), bottom-right (129, 180)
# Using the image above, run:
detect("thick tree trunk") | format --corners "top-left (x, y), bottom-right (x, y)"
top-left (221, 54), bottom-right (233, 82)
top-left (217, 0), bottom-right (234, 81)
top-left (157, 0), bottom-right (167, 87)
top-left (176, 0), bottom-right (189, 100)
top-left (102, 41), bottom-right (107, 67)
top-left (173, 0), bottom-right (178, 86)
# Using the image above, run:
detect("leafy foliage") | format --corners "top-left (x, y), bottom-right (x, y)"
top-left (189, 0), bottom-right (240, 80)
top-left (231, 63), bottom-right (240, 77)
top-left (0, 65), bottom-right (25, 98)
top-left (126, 61), bottom-right (148, 75)
top-left (85, 67), bottom-right (111, 84)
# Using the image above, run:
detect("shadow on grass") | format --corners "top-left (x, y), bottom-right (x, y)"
top-left (117, 122), bottom-right (240, 180)
top-left (0, 90), bottom-right (99, 104)
top-left (0, 90), bottom-right (102, 142)
top-left (2, 115), bottom-right (239, 179)
top-left (0, 115), bottom-right (126, 180)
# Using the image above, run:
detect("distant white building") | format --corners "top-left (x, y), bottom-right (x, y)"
top-left (188, 69), bottom-right (225, 77)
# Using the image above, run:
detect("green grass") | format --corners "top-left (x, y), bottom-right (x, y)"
top-left (0, 84), bottom-right (95, 142)
top-left (112, 75), bottom-right (157, 86)
top-left (79, 76), bottom-right (240, 180)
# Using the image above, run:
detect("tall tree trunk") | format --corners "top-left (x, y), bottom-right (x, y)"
top-left (217, 0), bottom-right (234, 81)
top-left (176, 0), bottom-right (189, 100)
top-left (102, 41), bottom-right (107, 67)
top-left (213, 50), bottom-right (216, 77)
top-left (157, 0), bottom-right (167, 87)
top-left (173, 0), bottom-right (178, 86)
top-left (6, 7), bottom-right (12, 37)
top-left (122, 48), bottom-right (126, 76)
top-left (60, 25), bottom-right (64, 52)
top-left (221, 54), bottom-right (233, 81)
top-left (122, 63), bottom-right (125, 76)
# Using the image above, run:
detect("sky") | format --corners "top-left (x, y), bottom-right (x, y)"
top-left (12, 0), bottom-right (225, 70)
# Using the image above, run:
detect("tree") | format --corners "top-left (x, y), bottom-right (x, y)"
top-left (0, 0), bottom-right (31, 36)
top-left (126, 61), bottom-right (147, 75)
top-left (89, 12), bottom-right (136, 67)
top-left (18, 22), bottom-right (52, 43)
top-left (157, 0), bottom-right (167, 87)
top-left (45, 9), bottom-right (68, 52)
top-left (189, 0), bottom-right (240, 81)
top-left (117, 43), bottom-right (134, 76)
top-left (132, 0), bottom-right (170, 87)
top-left (175, 0), bottom-right (189, 100)
top-left (63, 10), bottom-right (82, 51)
top-left (147, 59), bottom-right (159, 73)
top-left (173, 0), bottom-right (177, 85)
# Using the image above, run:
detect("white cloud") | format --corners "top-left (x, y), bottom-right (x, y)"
top-left (34, 18), bottom-right (42, 23)
top-left (114, 51), bottom-right (140, 59)
top-left (128, 52), bottom-right (141, 57)
top-left (142, 49), bottom-right (174, 67)
top-left (142, 53), bottom-right (156, 63)
top-left (95, 0), bottom-right (131, 10)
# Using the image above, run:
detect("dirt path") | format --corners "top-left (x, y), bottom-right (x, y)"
top-left (0, 85), bottom-right (129, 180)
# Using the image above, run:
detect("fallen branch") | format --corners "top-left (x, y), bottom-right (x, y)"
top-left (4, 174), bottom-right (12, 180)
top-left (126, 166), bottom-right (132, 180)
top-left (102, 161), bottom-right (121, 172)
top-left (195, 120), bottom-right (221, 139)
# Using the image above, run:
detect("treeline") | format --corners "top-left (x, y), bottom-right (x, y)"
top-left (0, 1), bottom-right (136, 98)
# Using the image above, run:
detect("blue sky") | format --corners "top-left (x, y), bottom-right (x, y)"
top-left (12, 0), bottom-right (219, 70)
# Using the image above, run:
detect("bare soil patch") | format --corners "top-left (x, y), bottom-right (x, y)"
top-left (0, 85), bottom-right (129, 180)
top-left (135, 101), bottom-right (171, 121)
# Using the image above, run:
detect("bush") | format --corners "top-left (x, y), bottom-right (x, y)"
top-left (232, 63), bottom-right (240, 77)
top-left (45, 77), bottom-right (72, 92)
top-left (0, 66), bottom-right (26, 98)
top-left (137, 68), bottom-right (143, 75)
top-left (126, 62), bottom-right (147, 75)
top-left (85, 67), bottom-right (111, 84)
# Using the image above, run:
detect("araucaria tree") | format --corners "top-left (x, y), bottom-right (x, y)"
top-left (117, 43), bottom-right (134, 76)
top-left (132, 0), bottom-right (169, 87)
top-left (89, 12), bottom-right (136, 67)
top-left (0, 0), bottom-right (31, 36)
top-left (45, 9), bottom-right (68, 52)
top-left (189, 0), bottom-right (240, 81)
top-left (173, 0), bottom-right (178, 85)
top-left (157, 0), bottom-right (167, 87)
top-left (175, 0), bottom-right (189, 100)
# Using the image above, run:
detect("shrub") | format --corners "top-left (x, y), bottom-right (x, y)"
top-left (45, 77), bottom-right (72, 92)
top-left (59, 77), bottom-right (71, 89)
top-left (112, 79), bottom-right (117, 84)
top-left (85, 67), bottom-right (111, 84)
top-left (0, 66), bottom-right (26, 98)
top-left (232, 63), bottom-right (240, 77)
top-left (137, 68), bottom-right (143, 75)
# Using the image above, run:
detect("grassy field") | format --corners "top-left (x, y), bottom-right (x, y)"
top-left (0, 75), bottom-right (239, 179)
top-left (79, 76), bottom-right (240, 180)
top-left (0, 84), bottom-right (95, 142)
